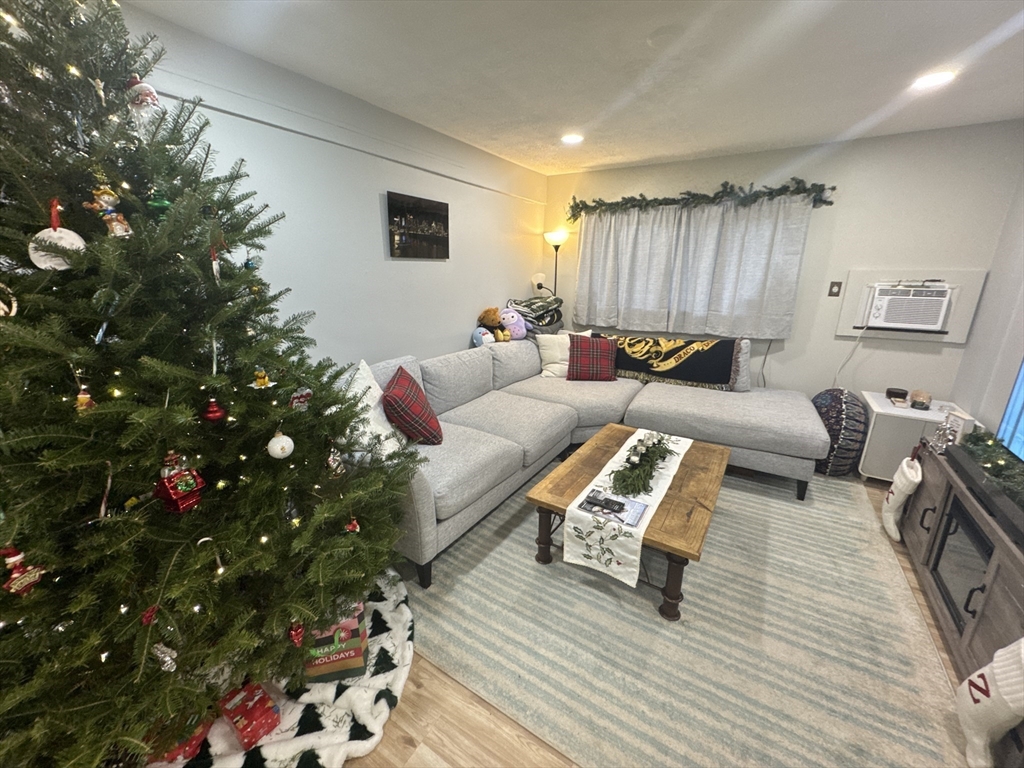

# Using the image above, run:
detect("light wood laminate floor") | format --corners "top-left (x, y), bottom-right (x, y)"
top-left (349, 474), bottom-right (957, 768)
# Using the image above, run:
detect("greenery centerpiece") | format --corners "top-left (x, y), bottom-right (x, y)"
top-left (960, 430), bottom-right (1024, 509)
top-left (609, 432), bottom-right (677, 497)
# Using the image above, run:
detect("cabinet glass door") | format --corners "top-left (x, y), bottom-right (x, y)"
top-left (930, 495), bottom-right (993, 634)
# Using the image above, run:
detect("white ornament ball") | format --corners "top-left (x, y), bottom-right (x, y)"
top-left (267, 431), bottom-right (294, 459)
top-left (29, 227), bottom-right (85, 270)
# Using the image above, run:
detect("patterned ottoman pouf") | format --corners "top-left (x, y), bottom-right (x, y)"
top-left (812, 388), bottom-right (868, 476)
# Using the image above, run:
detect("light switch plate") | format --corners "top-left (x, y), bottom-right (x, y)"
top-left (828, 281), bottom-right (842, 297)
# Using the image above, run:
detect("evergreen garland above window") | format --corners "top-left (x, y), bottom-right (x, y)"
top-left (566, 177), bottom-right (835, 222)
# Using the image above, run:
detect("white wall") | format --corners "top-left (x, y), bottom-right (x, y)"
top-left (122, 6), bottom-right (547, 366)
top-left (546, 121), bottom-right (1024, 399)
top-left (952, 174), bottom-right (1024, 429)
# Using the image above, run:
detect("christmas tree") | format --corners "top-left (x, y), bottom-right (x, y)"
top-left (0, 2), bottom-right (418, 764)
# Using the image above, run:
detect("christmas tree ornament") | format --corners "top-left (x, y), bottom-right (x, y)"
top-left (326, 445), bottom-right (346, 478)
top-left (75, 385), bottom-right (96, 413)
top-left (243, 257), bottom-right (256, 270)
top-left (267, 431), bottom-right (294, 459)
top-left (209, 244), bottom-right (221, 285)
top-left (150, 642), bottom-right (177, 672)
top-left (288, 387), bottom-right (312, 411)
top-left (153, 451), bottom-right (206, 514)
top-left (1, 546), bottom-right (45, 596)
top-left (125, 73), bottom-right (159, 125)
top-left (29, 199), bottom-right (84, 270)
top-left (249, 366), bottom-right (276, 388)
top-left (90, 77), bottom-right (105, 106)
top-left (141, 605), bottom-right (158, 625)
top-left (289, 623), bottom-right (305, 647)
top-left (200, 397), bottom-right (227, 422)
top-left (0, 282), bottom-right (16, 317)
top-left (346, 518), bottom-right (360, 534)
top-left (82, 185), bottom-right (132, 238)
top-left (145, 192), bottom-right (171, 219)
top-left (91, 287), bottom-right (120, 344)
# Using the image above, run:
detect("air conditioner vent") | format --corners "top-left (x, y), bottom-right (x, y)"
top-left (882, 297), bottom-right (947, 327)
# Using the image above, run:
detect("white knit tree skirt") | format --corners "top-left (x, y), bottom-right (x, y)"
top-left (156, 569), bottom-right (413, 768)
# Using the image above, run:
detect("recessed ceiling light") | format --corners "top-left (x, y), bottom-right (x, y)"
top-left (561, 134), bottom-right (584, 145)
top-left (911, 71), bottom-right (957, 90)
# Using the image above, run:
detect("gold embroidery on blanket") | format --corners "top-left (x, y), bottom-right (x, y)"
top-left (616, 337), bottom-right (718, 371)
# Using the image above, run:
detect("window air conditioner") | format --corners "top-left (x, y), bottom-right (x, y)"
top-left (856, 282), bottom-right (952, 332)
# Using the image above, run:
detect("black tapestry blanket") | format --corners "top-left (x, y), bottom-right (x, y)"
top-left (608, 336), bottom-right (741, 390)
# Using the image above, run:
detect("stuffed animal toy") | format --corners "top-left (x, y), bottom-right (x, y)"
top-left (493, 327), bottom-right (511, 342)
top-left (471, 327), bottom-right (495, 347)
top-left (499, 308), bottom-right (532, 340)
top-left (477, 307), bottom-right (502, 332)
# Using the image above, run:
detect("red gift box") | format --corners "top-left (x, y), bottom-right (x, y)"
top-left (304, 603), bottom-right (368, 683)
top-left (149, 717), bottom-right (214, 764)
top-left (218, 682), bottom-right (281, 751)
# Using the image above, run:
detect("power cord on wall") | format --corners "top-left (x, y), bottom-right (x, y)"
top-left (832, 328), bottom-right (867, 388)
top-left (759, 339), bottom-right (773, 388)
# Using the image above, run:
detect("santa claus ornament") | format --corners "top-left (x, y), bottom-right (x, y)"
top-left (153, 451), bottom-right (206, 514)
top-left (1, 546), bottom-right (45, 596)
top-left (125, 73), bottom-right (160, 129)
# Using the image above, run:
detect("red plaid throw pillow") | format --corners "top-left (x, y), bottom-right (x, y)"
top-left (382, 367), bottom-right (443, 445)
top-left (567, 334), bottom-right (617, 381)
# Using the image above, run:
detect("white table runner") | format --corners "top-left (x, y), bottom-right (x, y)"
top-left (563, 429), bottom-right (692, 587)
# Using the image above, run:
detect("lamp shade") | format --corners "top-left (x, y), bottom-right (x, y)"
top-left (543, 230), bottom-right (569, 247)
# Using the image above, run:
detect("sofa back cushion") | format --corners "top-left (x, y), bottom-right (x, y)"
top-left (490, 340), bottom-right (541, 389)
top-left (419, 346), bottom-right (493, 414)
top-left (370, 355), bottom-right (423, 391)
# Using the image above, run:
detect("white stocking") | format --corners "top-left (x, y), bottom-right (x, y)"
top-left (956, 638), bottom-right (1024, 768)
top-left (881, 457), bottom-right (921, 542)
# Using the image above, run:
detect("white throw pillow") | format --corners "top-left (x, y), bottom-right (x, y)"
top-left (346, 360), bottom-right (404, 455)
top-left (537, 329), bottom-right (593, 378)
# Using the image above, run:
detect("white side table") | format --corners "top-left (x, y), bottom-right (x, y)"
top-left (858, 391), bottom-right (963, 480)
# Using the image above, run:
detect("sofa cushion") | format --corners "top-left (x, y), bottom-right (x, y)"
top-left (370, 355), bottom-right (423, 391)
top-left (412, 423), bottom-right (523, 521)
top-left (419, 346), bottom-right (493, 415)
top-left (536, 329), bottom-right (592, 378)
top-left (624, 384), bottom-right (830, 459)
top-left (440, 390), bottom-right (577, 466)
top-left (568, 335), bottom-right (617, 381)
top-left (344, 360), bottom-right (405, 455)
top-left (383, 367), bottom-right (443, 445)
top-left (490, 340), bottom-right (541, 389)
top-left (501, 376), bottom-right (644, 429)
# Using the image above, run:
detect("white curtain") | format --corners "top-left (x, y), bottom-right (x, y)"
top-left (573, 195), bottom-right (814, 339)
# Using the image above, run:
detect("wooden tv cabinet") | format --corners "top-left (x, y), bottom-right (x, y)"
top-left (900, 441), bottom-right (1024, 766)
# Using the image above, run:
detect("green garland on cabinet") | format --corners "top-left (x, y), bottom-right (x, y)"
top-left (566, 177), bottom-right (835, 222)
top-left (961, 430), bottom-right (1024, 508)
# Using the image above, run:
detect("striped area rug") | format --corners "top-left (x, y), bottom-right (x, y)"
top-left (407, 467), bottom-right (965, 767)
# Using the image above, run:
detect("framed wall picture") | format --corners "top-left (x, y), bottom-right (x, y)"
top-left (386, 191), bottom-right (449, 260)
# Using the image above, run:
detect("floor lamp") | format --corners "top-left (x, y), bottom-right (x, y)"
top-left (543, 230), bottom-right (569, 296)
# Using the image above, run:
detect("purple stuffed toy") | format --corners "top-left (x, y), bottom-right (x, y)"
top-left (499, 308), bottom-right (532, 340)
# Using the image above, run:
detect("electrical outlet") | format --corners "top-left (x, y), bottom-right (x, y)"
top-left (828, 281), bottom-right (842, 297)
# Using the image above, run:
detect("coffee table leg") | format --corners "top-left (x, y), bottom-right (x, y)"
top-left (535, 508), bottom-right (553, 564)
top-left (659, 553), bottom-right (689, 621)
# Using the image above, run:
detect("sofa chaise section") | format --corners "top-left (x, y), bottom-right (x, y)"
top-left (623, 383), bottom-right (831, 499)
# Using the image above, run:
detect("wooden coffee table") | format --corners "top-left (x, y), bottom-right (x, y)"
top-left (528, 423), bottom-right (730, 621)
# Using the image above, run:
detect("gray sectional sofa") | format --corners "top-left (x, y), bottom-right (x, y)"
top-left (370, 340), bottom-right (829, 587)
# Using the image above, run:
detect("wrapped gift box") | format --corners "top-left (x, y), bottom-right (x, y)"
top-left (304, 603), bottom-right (368, 683)
top-left (218, 682), bottom-right (281, 751)
top-left (148, 715), bottom-right (214, 764)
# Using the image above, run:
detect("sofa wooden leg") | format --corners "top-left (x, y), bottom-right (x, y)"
top-left (415, 561), bottom-right (433, 589)
top-left (796, 480), bottom-right (808, 501)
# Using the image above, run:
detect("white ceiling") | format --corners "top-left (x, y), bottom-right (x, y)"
top-left (129, 0), bottom-right (1024, 176)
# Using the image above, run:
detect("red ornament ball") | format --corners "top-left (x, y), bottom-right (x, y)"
top-left (201, 398), bottom-right (227, 423)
